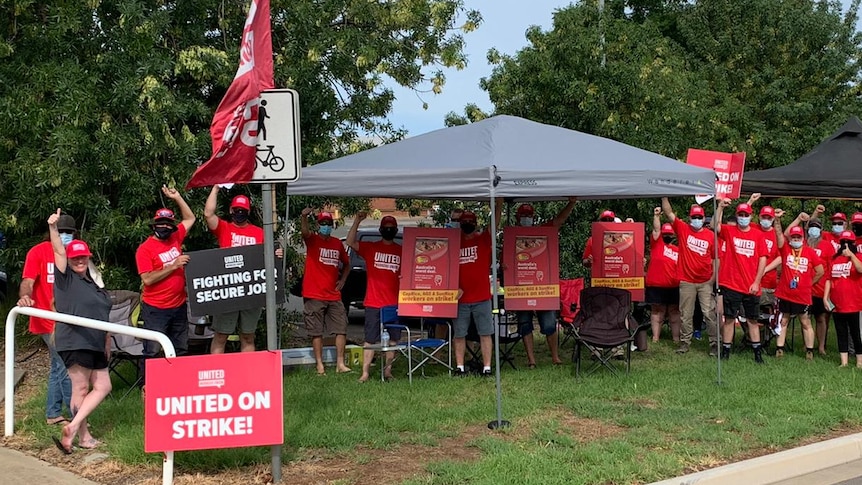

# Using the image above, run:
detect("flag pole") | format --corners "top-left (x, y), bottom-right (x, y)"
top-left (262, 182), bottom-right (282, 482)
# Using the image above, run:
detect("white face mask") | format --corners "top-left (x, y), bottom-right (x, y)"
top-left (760, 219), bottom-right (773, 229)
top-left (808, 227), bottom-right (821, 239)
top-left (789, 239), bottom-right (803, 249)
top-left (690, 219), bottom-right (704, 230)
top-left (60, 233), bottom-right (74, 247)
top-left (833, 224), bottom-right (845, 235)
top-left (519, 217), bottom-right (533, 227)
top-left (737, 216), bottom-right (751, 228)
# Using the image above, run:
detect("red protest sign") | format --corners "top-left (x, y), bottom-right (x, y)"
top-left (590, 222), bottom-right (646, 301)
top-left (686, 149), bottom-right (746, 201)
top-left (398, 227), bottom-right (460, 318)
top-left (144, 351), bottom-right (283, 453)
top-left (502, 226), bottom-right (560, 311)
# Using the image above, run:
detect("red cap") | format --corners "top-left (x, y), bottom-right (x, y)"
top-left (230, 195), bottom-right (251, 211)
top-left (840, 230), bottom-right (855, 242)
top-left (736, 203), bottom-right (753, 215)
top-left (832, 212), bottom-right (847, 222)
top-left (66, 240), bottom-right (92, 259)
top-left (460, 211), bottom-right (478, 224)
top-left (600, 210), bottom-right (616, 220)
top-left (690, 205), bottom-right (705, 217)
top-left (852, 212), bottom-right (862, 224)
top-left (316, 212), bottom-right (333, 223)
top-left (380, 216), bottom-right (397, 228)
top-left (759, 206), bottom-right (775, 218)
top-left (660, 223), bottom-right (674, 235)
top-left (516, 204), bottom-right (534, 217)
top-left (788, 226), bottom-right (804, 237)
top-left (152, 208), bottom-right (176, 224)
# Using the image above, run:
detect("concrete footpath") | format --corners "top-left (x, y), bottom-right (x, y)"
top-left (651, 432), bottom-right (862, 485)
top-left (0, 447), bottom-right (99, 484)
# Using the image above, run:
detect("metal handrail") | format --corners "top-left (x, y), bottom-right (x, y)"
top-left (5, 306), bottom-right (178, 484)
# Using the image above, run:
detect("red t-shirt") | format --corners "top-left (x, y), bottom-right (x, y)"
top-left (582, 236), bottom-right (593, 264)
top-left (459, 231), bottom-right (492, 304)
top-left (774, 245), bottom-right (822, 305)
top-left (21, 241), bottom-right (57, 334)
top-left (136, 225), bottom-right (189, 309)
top-left (211, 219), bottom-right (264, 248)
top-left (718, 224), bottom-right (767, 295)
top-left (645, 236), bottom-right (679, 288)
top-left (672, 218), bottom-right (714, 284)
top-left (823, 232), bottom-right (841, 252)
top-left (357, 241), bottom-right (401, 308)
top-left (302, 233), bottom-right (349, 301)
top-left (809, 239), bottom-right (836, 298)
top-left (757, 227), bottom-right (779, 290)
top-left (828, 256), bottom-right (862, 313)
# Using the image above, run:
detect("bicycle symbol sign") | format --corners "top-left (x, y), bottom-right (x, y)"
top-left (251, 89), bottom-right (301, 183)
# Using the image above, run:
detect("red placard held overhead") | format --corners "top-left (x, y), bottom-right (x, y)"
top-left (590, 222), bottom-right (646, 301)
top-left (398, 227), bottom-right (461, 318)
top-left (144, 351), bottom-right (284, 453)
top-left (686, 149), bottom-right (746, 203)
top-left (502, 226), bottom-right (560, 311)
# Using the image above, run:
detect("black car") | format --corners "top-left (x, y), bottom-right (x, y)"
top-left (340, 229), bottom-right (403, 312)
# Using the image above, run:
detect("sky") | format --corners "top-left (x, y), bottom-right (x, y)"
top-left (387, 0), bottom-right (858, 137)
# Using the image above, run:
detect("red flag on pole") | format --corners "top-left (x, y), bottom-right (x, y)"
top-left (186, 0), bottom-right (274, 189)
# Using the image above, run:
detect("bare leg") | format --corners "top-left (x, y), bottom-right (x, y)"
top-left (210, 333), bottom-right (228, 354)
top-left (335, 334), bottom-right (351, 373)
top-left (359, 345), bottom-right (374, 382)
top-left (748, 321), bottom-right (761, 343)
top-left (522, 333), bottom-right (536, 366)
top-left (775, 315), bottom-right (791, 347)
top-left (547, 332), bottom-right (562, 364)
top-left (650, 305), bottom-right (667, 342)
top-left (480, 335), bottom-right (493, 368)
top-left (311, 336), bottom-right (325, 375)
top-left (816, 312), bottom-right (829, 354)
top-left (454, 337), bottom-right (466, 368)
top-left (668, 304), bottom-right (681, 342)
top-left (239, 333), bottom-right (255, 352)
top-left (800, 314), bottom-right (815, 350)
top-left (383, 349), bottom-right (395, 379)
top-left (63, 366), bottom-right (111, 450)
top-left (722, 316), bottom-right (736, 343)
top-left (840, 352), bottom-right (849, 367)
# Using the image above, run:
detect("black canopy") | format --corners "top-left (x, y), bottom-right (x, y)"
top-left (742, 117), bottom-right (862, 199)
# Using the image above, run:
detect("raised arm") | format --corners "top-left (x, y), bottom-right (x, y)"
top-left (550, 197), bottom-right (577, 229)
top-left (346, 211), bottom-right (367, 252)
top-left (773, 208), bottom-right (786, 248)
top-left (651, 207), bottom-right (661, 241)
top-left (661, 197), bottom-right (677, 223)
top-left (300, 207), bottom-right (313, 239)
top-left (164, 185), bottom-right (196, 232)
top-left (47, 209), bottom-right (68, 274)
top-left (746, 192), bottom-right (761, 206)
top-left (783, 212), bottom-right (809, 239)
top-left (204, 186), bottom-right (220, 231)
top-left (809, 204), bottom-right (826, 225)
top-left (715, 198), bottom-right (731, 234)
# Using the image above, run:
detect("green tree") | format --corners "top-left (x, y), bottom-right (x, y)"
top-left (0, 0), bottom-right (479, 291)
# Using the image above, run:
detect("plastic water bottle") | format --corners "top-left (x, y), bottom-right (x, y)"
top-left (381, 329), bottom-right (390, 348)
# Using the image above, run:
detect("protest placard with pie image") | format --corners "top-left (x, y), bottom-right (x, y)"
top-left (591, 222), bottom-right (645, 300)
top-left (503, 226), bottom-right (560, 311)
top-left (398, 228), bottom-right (461, 317)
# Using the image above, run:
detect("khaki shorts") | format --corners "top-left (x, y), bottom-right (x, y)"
top-left (211, 307), bottom-right (263, 335)
top-left (304, 299), bottom-right (348, 336)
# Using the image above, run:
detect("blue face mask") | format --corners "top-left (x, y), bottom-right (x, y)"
top-left (833, 224), bottom-right (844, 235)
top-left (519, 217), bottom-right (533, 227)
top-left (446, 221), bottom-right (460, 229)
top-left (737, 216), bottom-right (751, 228)
top-left (319, 225), bottom-right (333, 236)
top-left (760, 219), bottom-right (773, 229)
top-left (690, 219), bottom-right (704, 230)
top-left (59, 233), bottom-right (74, 247)
top-left (808, 227), bottom-right (821, 239)
top-left (789, 240), bottom-right (804, 249)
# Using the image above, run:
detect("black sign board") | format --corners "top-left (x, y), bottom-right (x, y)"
top-left (185, 245), bottom-right (285, 315)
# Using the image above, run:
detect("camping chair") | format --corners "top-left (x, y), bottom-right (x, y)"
top-left (187, 307), bottom-right (214, 355)
top-left (570, 287), bottom-right (643, 377)
top-left (558, 278), bottom-right (584, 349)
top-left (107, 290), bottom-right (143, 400)
top-left (496, 309), bottom-right (523, 370)
top-left (381, 306), bottom-right (453, 383)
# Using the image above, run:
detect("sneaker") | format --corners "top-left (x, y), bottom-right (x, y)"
top-left (693, 330), bottom-right (702, 340)
top-left (720, 346), bottom-right (731, 360)
top-left (454, 368), bottom-right (469, 377)
top-left (709, 344), bottom-right (718, 357)
top-left (675, 343), bottom-right (690, 354)
top-left (754, 348), bottom-right (764, 364)
top-left (481, 368), bottom-right (493, 377)
top-left (775, 348), bottom-right (784, 358)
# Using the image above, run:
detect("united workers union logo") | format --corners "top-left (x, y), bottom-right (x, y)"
top-left (224, 254), bottom-right (245, 269)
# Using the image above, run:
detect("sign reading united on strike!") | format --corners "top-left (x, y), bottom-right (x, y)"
top-left (144, 351), bottom-right (284, 452)
top-left (398, 227), bottom-right (461, 318)
top-left (185, 245), bottom-right (285, 315)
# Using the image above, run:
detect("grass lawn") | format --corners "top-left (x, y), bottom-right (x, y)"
top-left (11, 330), bottom-right (862, 485)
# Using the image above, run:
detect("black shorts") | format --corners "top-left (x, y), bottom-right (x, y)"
top-left (810, 297), bottom-right (828, 317)
top-left (720, 286), bottom-right (759, 319)
top-left (645, 286), bottom-right (679, 306)
top-left (363, 307), bottom-right (403, 344)
top-left (778, 299), bottom-right (809, 316)
top-left (58, 349), bottom-right (108, 370)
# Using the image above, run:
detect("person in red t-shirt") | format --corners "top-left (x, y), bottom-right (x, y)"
top-left (301, 208), bottom-right (351, 375)
top-left (454, 203), bottom-right (501, 377)
top-left (823, 231), bottom-right (862, 368)
top-left (751, 195), bottom-right (780, 312)
top-left (850, 212), bottom-right (862, 251)
top-left (765, 225), bottom-right (825, 359)
top-left (204, 186), bottom-right (283, 354)
top-left (714, 199), bottom-right (769, 362)
top-left (18, 213), bottom-right (79, 425)
top-left (661, 198), bottom-right (717, 355)
top-left (346, 212), bottom-right (403, 382)
top-left (581, 210), bottom-right (616, 268)
top-left (136, 186), bottom-right (196, 360)
top-left (512, 199), bottom-right (576, 368)
top-left (645, 207), bottom-right (681, 343)
top-left (815, 209), bottom-right (847, 251)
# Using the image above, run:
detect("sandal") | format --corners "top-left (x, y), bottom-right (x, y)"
top-left (78, 438), bottom-right (102, 449)
top-left (46, 417), bottom-right (69, 426)
top-left (52, 436), bottom-right (73, 455)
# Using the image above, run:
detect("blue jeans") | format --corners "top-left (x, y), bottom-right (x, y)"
top-left (41, 334), bottom-right (71, 419)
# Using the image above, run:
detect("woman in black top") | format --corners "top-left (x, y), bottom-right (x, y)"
top-left (47, 209), bottom-right (112, 454)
